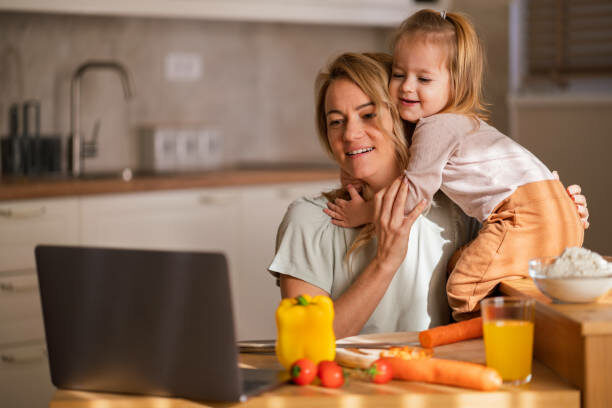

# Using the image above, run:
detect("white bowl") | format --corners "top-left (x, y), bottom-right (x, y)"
top-left (528, 256), bottom-right (612, 303)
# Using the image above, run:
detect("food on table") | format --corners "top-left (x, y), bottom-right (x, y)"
top-left (541, 247), bottom-right (610, 277)
top-left (290, 358), bottom-right (317, 385)
top-left (483, 319), bottom-right (534, 382)
top-left (367, 359), bottom-right (393, 384)
top-left (382, 357), bottom-right (502, 391)
top-left (418, 317), bottom-right (483, 348)
top-left (275, 294), bottom-right (336, 368)
top-left (317, 360), bottom-right (345, 388)
top-left (380, 345), bottom-right (433, 359)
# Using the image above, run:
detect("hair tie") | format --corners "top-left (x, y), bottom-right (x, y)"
top-left (440, 10), bottom-right (447, 20)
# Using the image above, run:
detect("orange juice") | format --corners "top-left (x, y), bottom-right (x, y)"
top-left (483, 319), bottom-right (534, 382)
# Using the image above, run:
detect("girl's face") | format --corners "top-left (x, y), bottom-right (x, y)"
top-left (389, 36), bottom-right (451, 123)
top-left (325, 78), bottom-right (399, 192)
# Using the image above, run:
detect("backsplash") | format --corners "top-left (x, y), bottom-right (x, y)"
top-left (0, 12), bottom-right (388, 173)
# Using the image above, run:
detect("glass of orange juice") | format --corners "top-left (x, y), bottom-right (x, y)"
top-left (481, 297), bottom-right (535, 385)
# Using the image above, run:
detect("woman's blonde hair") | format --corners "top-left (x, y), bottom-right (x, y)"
top-left (314, 52), bottom-right (409, 259)
top-left (393, 9), bottom-right (489, 120)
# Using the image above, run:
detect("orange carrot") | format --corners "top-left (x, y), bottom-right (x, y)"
top-left (419, 317), bottom-right (483, 348)
top-left (382, 357), bottom-right (502, 391)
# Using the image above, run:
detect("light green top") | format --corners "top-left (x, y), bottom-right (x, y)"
top-left (268, 192), bottom-right (478, 333)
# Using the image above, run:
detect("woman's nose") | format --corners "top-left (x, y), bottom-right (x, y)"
top-left (343, 119), bottom-right (363, 141)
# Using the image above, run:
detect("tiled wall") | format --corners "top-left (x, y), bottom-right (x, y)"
top-left (0, 12), bottom-right (388, 172)
top-left (0, 5), bottom-right (511, 174)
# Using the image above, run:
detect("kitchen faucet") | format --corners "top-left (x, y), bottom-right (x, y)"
top-left (70, 60), bottom-right (133, 177)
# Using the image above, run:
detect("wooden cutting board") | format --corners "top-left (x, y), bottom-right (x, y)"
top-left (335, 331), bottom-right (485, 368)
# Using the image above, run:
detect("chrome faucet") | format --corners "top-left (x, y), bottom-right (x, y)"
top-left (70, 60), bottom-right (133, 177)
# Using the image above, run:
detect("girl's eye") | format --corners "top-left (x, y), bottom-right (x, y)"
top-left (392, 73), bottom-right (405, 79)
top-left (418, 77), bottom-right (432, 83)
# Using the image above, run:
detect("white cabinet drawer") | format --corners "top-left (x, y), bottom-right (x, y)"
top-left (0, 198), bottom-right (80, 272)
top-left (0, 317), bottom-right (45, 346)
top-left (0, 272), bottom-right (43, 325)
top-left (0, 341), bottom-right (55, 408)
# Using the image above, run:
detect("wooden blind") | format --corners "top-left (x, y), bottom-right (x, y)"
top-left (527, 0), bottom-right (612, 83)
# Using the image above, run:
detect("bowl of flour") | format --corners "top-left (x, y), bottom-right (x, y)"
top-left (528, 247), bottom-right (612, 303)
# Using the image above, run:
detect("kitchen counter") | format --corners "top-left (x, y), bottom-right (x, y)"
top-left (500, 278), bottom-right (612, 408)
top-left (49, 333), bottom-right (579, 408)
top-left (0, 166), bottom-right (339, 201)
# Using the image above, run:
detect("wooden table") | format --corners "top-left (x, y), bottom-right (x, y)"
top-left (501, 278), bottom-right (612, 408)
top-left (49, 333), bottom-right (579, 408)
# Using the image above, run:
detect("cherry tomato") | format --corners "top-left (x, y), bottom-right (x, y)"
top-left (290, 358), bottom-right (317, 385)
top-left (367, 358), bottom-right (393, 384)
top-left (317, 360), bottom-right (345, 388)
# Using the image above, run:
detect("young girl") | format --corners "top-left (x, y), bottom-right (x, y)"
top-left (324, 9), bottom-right (585, 320)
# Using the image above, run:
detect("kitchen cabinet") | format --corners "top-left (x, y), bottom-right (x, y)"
top-left (0, 197), bottom-right (79, 408)
top-left (237, 180), bottom-right (337, 340)
top-left (0, 0), bottom-right (450, 27)
top-left (0, 179), bottom-right (336, 406)
top-left (79, 180), bottom-right (337, 340)
top-left (80, 187), bottom-right (244, 334)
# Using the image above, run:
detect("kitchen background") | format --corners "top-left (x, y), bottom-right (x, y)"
top-left (0, 1), bottom-right (611, 405)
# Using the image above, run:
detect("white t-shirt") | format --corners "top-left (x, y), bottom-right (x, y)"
top-left (268, 191), bottom-right (478, 333)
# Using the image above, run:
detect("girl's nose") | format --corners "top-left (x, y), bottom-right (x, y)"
top-left (401, 77), bottom-right (415, 93)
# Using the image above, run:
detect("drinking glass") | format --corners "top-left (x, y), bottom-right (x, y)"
top-left (481, 297), bottom-right (535, 385)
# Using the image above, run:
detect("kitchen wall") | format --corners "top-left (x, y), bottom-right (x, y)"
top-left (0, 6), bottom-right (514, 174)
top-left (0, 12), bottom-right (389, 172)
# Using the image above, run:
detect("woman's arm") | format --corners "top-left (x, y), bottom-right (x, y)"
top-left (281, 177), bottom-right (427, 339)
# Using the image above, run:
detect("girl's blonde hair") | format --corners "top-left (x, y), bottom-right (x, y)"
top-left (393, 9), bottom-right (489, 120)
top-left (314, 52), bottom-right (409, 259)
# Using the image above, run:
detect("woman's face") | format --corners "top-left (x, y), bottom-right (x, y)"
top-left (325, 78), bottom-right (400, 192)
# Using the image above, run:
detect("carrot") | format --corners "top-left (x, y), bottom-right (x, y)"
top-left (382, 357), bottom-right (502, 391)
top-left (419, 317), bottom-right (483, 348)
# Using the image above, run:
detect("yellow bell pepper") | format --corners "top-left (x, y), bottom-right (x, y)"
top-left (275, 294), bottom-right (336, 368)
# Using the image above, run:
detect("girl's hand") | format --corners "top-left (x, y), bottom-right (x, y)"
top-left (373, 176), bottom-right (427, 271)
top-left (340, 169), bottom-right (364, 192)
top-left (323, 184), bottom-right (374, 228)
top-left (552, 171), bottom-right (590, 229)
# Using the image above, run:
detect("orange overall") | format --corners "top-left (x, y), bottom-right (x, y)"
top-left (446, 179), bottom-right (584, 320)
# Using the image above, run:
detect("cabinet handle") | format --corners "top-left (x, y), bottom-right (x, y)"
top-left (0, 206), bottom-right (46, 219)
top-left (0, 280), bottom-right (38, 292)
top-left (198, 195), bottom-right (237, 206)
top-left (1, 346), bottom-right (47, 364)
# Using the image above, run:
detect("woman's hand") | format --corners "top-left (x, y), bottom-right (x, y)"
top-left (552, 171), bottom-right (590, 229)
top-left (373, 176), bottom-right (427, 271)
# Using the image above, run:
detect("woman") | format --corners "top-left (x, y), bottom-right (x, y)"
top-left (268, 52), bottom-right (588, 339)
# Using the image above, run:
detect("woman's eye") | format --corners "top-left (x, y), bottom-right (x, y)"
top-left (363, 112), bottom-right (377, 120)
top-left (328, 119), bottom-right (343, 127)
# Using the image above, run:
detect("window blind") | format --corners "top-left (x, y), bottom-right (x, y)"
top-left (527, 0), bottom-right (612, 83)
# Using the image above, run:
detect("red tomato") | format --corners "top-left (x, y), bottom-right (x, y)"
top-left (367, 359), bottom-right (393, 384)
top-left (290, 358), bottom-right (317, 385)
top-left (317, 360), bottom-right (345, 388)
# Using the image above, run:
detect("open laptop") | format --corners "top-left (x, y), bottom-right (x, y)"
top-left (34, 245), bottom-right (287, 402)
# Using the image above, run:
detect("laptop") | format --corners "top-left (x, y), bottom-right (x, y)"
top-left (34, 245), bottom-right (287, 402)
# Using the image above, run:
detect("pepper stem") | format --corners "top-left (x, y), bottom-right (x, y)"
top-left (296, 295), bottom-right (309, 306)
